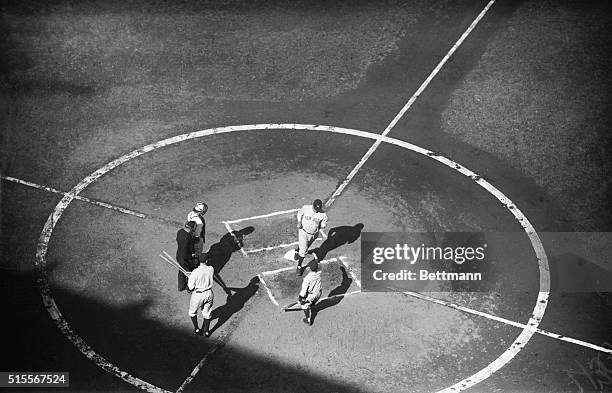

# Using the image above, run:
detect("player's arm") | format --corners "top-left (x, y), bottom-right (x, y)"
top-left (319, 214), bottom-right (328, 229)
top-left (187, 271), bottom-right (196, 291)
top-left (194, 221), bottom-right (203, 238)
top-left (213, 272), bottom-right (232, 295)
top-left (311, 275), bottom-right (322, 298)
top-left (296, 209), bottom-right (303, 229)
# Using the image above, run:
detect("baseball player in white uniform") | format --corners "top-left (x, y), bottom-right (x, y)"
top-left (187, 202), bottom-right (207, 256)
top-left (187, 255), bottom-right (215, 337)
top-left (299, 259), bottom-right (322, 325)
top-left (295, 199), bottom-right (328, 275)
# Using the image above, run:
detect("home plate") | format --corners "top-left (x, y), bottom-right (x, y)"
top-left (283, 249), bottom-right (296, 261)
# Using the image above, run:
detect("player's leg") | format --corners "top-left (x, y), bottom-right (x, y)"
top-left (201, 291), bottom-right (214, 337)
top-left (298, 229), bottom-right (309, 258)
top-left (303, 292), bottom-right (320, 325)
top-left (297, 229), bottom-right (308, 274)
top-left (301, 302), bottom-right (313, 326)
top-left (188, 293), bottom-right (203, 335)
top-left (308, 294), bottom-right (320, 325)
top-left (306, 233), bottom-right (319, 257)
top-left (302, 306), bottom-right (310, 323)
top-left (305, 232), bottom-right (317, 252)
top-left (194, 237), bottom-right (204, 256)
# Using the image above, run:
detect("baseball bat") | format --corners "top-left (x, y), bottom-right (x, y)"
top-left (159, 253), bottom-right (190, 277)
top-left (161, 250), bottom-right (189, 272)
top-left (159, 253), bottom-right (181, 272)
top-left (167, 256), bottom-right (189, 276)
top-left (282, 301), bottom-right (303, 312)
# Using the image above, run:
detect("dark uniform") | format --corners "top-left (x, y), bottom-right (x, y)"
top-left (176, 224), bottom-right (197, 291)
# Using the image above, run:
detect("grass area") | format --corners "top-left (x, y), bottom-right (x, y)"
top-left (442, 1), bottom-right (612, 230)
top-left (2, 0), bottom-right (423, 102)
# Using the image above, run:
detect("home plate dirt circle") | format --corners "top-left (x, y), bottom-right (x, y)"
top-left (34, 124), bottom-right (551, 393)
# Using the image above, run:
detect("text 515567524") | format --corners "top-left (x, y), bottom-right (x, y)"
top-left (0, 372), bottom-right (69, 387)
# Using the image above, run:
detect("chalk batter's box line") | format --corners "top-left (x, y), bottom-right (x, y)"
top-left (222, 208), bottom-right (300, 224)
top-left (242, 236), bottom-right (325, 255)
top-left (260, 256), bottom-right (342, 276)
top-left (260, 256), bottom-right (363, 308)
top-left (338, 256), bottom-right (362, 289)
top-left (222, 222), bottom-right (248, 256)
top-left (256, 274), bottom-right (279, 307)
top-left (221, 208), bottom-right (327, 255)
top-left (282, 290), bottom-right (364, 310)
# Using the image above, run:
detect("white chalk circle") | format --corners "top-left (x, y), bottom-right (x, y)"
top-left (35, 124), bottom-right (550, 393)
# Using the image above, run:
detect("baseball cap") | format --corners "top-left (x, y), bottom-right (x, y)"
top-left (308, 259), bottom-right (319, 272)
top-left (313, 199), bottom-right (323, 210)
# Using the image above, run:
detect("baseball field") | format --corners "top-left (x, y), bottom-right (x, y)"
top-left (2, 0), bottom-right (612, 392)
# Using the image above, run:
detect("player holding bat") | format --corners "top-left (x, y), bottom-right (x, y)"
top-left (297, 259), bottom-right (322, 325)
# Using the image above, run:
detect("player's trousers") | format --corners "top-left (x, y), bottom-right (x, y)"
top-left (188, 289), bottom-right (214, 319)
top-left (298, 228), bottom-right (318, 258)
top-left (300, 291), bottom-right (322, 309)
top-left (194, 237), bottom-right (204, 256)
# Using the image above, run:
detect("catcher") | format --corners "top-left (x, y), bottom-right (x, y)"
top-left (187, 202), bottom-right (207, 255)
top-left (298, 258), bottom-right (322, 325)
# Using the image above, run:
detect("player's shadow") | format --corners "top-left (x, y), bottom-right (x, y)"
top-left (310, 266), bottom-right (353, 324)
top-left (311, 223), bottom-right (364, 260)
top-left (4, 269), bottom-right (366, 393)
top-left (207, 226), bottom-right (254, 274)
top-left (210, 276), bottom-right (260, 333)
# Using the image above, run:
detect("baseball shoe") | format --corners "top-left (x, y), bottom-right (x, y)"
top-left (204, 331), bottom-right (211, 338)
top-left (296, 265), bottom-right (302, 275)
top-left (302, 317), bottom-right (313, 326)
top-left (194, 328), bottom-right (203, 336)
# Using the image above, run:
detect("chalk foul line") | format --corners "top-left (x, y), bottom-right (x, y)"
top-left (175, 281), bottom-right (261, 393)
top-left (1, 175), bottom-right (182, 227)
top-left (325, 0), bottom-right (498, 209)
top-left (395, 289), bottom-right (612, 355)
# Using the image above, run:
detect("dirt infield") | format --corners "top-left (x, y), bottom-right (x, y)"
top-left (2, 1), bottom-right (612, 392)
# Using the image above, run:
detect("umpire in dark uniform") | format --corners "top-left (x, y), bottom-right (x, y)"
top-left (177, 221), bottom-right (197, 292)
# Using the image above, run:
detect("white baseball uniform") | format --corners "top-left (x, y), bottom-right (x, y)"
top-left (188, 264), bottom-right (214, 319)
top-left (296, 205), bottom-right (328, 258)
top-left (299, 269), bottom-right (322, 307)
